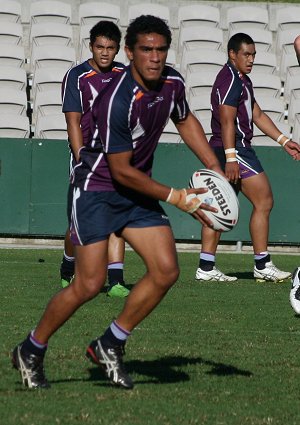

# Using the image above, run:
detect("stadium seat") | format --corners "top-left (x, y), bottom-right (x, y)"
top-left (224, 5), bottom-right (269, 30)
top-left (31, 67), bottom-right (67, 101)
top-left (279, 45), bottom-right (299, 82)
top-left (292, 113), bottom-right (300, 141)
top-left (0, 113), bottom-right (30, 137)
top-left (30, 22), bottom-right (73, 48)
top-left (178, 26), bottom-right (224, 52)
top-left (228, 27), bottom-right (273, 52)
top-left (128, 3), bottom-right (170, 24)
top-left (30, 45), bottom-right (76, 72)
top-left (189, 93), bottom-right (211, 120)
top-left (34, 113), bottom-right (67, 139)
top-left (283, 69), bottom-right (300, 104)
top-left (0, 88), bottom-right (27, 115)
top-left (250, 73), bottom-right (282, 98)
top-left (33, 89), bottom-right (62, 121)
top-left (250, 51), bottom-right (277, 75)
top-left (253, 122), bottom-right (291, 146)
top-left (255, 96), bottom-right (286, 122)
top-left (0, 66), bottom-right (27, 90)
top-left (166, 49), bottom-right (177, 68)
top-left (30, 1), bottom-right (72, 24)
top-left (0, 22), bottom-right (23, 45)
top-left (158, 120), bottom-right (181, 144)
top-left (78, 2), bottom-right (120, 25)
top-left (0, 0), bottom-right (21, 23)
top-left (272, 6), bottom-right (300, 31)
top-left (180, 48), bottom-right (225, 77)
top-left (287, 92), bottom-right (300, 127)
top-left (177, 4), bottom-right (220, 29)
top-left (185, 70), bottom-right (216, 98)
top-left (275, 28), bottom-right (300, 55)
top-left (0, 44), bottom-right (25, 67)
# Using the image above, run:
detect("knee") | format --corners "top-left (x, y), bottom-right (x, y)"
top-left (72, 277), bottom-right (104, 302)
top-left (155, 264), bottom-right (180, 290)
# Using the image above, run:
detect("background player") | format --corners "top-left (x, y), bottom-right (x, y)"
top-left (195, 33), bottom-right (300, 283)
top-left (61, 20), bottom-right (129, 297)
top-left (12, 15), bottom-right (223, 390)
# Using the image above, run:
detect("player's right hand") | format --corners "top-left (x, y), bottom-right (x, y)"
top-left (225, 162), bottom-right (240, 184)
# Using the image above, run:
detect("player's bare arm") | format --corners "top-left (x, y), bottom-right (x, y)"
top-left (107, 150), bottom-right (217, 226)
top-left (253, 102), bottom-right (300, 160)
top-left (175, 112), bottom-right (223, 175)
top-left (64, 111), bottom-right (83, 162)
top-left (219, 104), bottom-right (240, 183)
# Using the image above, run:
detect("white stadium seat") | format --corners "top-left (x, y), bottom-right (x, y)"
top-left (33, 89), bottom-right (62, 120)
top-left (185, 70), bottom-right (216, 98)
top-left (224, 5), bottom-right (269, 30)
top-left (128, 3), bottom-right (170, 24)
top-left (0, 88), bottom-right (27, 115)
top-left (283, 68), bottom-right (300, 104)
top-left (253, 122), bottom-right (291, 146)
top-left (250, 73), bottom-right (282, 98)
top-left (180, 48), bottom-right (225, 77)
top-left (30, 1), bottom-right (72, 24)
top-left (228, 27), bottom-right (273, 52)
top-left (279, 45), bottom-right (299, 82)
top-left (189, 93), bottom-right (211, 119)
top-left (30, 22), bottom-right (73, 48)
top-left (287, 92), bottom-right (300, 127)
top-left (292, 114), bottom-right (300, 141)
top-left (0, 44), bottom-right (25, 67)
top-left (31, 67), bottom-right (67, 101)
top-left (34, 113), bottom-right (67, 139)
top-left (0, 113), bottom-right (30, 138)
top-left (178, 26), bottom-right (224, 51)
top-left (0, 22), bottom-right (23, 45)
top-left (0, 0), bottom-right (21, 23)
top-left (275, 28), bottom-right (300, 54)
top-left (250, 51), bottom-right (277, 75)
top-left (0, 66), bottom-right (27, 90)
top-left (256, 96), bottom-right (286, 122)
top-left (272, 6), bottom-right (300, 31)
top-left (78, 2), bottom-right (120, 25)
top-left (30, 45), bottom-right (76, 72)
top-left (177, 4), bottom-right (220, 28)
top-left (159, 120), bottom-right (181, 144)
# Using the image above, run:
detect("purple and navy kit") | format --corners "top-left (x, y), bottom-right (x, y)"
top-left (61, 60), bottom-right (125, 145)
top-left (210, 60), bottom-right (256, 149)
top-left (73, 65), bottom-right (189, 192)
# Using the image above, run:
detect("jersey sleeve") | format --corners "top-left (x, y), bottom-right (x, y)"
top-left (61, 68), bottom-right (83, 113)
top-left (170, 75), bottom-right (190, 124)
top-left (216, 76), bottom-right (242, 108)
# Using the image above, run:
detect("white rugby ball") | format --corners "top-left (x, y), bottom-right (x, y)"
top-left (189, 169), bottom-right (239, 232)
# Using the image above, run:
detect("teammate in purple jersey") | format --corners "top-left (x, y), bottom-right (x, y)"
top-left (11, 15), bottom-right (222, 390)
top-left (60, 21), bottom-right (129, 298)
top-left (196, 33), bottom-right (300, 283)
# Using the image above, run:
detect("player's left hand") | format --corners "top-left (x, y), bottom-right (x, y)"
top-left (284, 140), bottom-right (300, 160)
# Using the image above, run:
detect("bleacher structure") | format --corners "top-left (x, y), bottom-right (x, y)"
top-left (0, 0), bottom-right (299, 143)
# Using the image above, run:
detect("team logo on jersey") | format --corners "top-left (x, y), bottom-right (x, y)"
top-left (147, 96), bottom-right (164, 108)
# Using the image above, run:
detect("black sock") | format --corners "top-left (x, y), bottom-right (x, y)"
top-left (60, 256), bottom-right (75, 279)
top-left (199, 259), bottom-right (215, 272)
top-left (255, 254), bottom-right (271, 270)
top-left (100, 327), bottom-right (124, 348)
top-left (21, 333), bottom-right (47, 357)
top-left (108, 269), bottom-right (124, 286)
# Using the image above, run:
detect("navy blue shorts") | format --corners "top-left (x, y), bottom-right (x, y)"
top-left (70, 187), bottom-right (170, 246)
top-left (213, 145), bottom-right (264, 179)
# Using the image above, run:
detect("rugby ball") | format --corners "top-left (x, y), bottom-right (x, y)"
top-left (189, 169), bottom-right (239, 232)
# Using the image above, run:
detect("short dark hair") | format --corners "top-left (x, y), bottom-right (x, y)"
top-left (125, 15), bottom-right (172, 50)
top-left (227, 33), bottom-right (254, 54)
top-left (90, 20), bottom-right (122, 49)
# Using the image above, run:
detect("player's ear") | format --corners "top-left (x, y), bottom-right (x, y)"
top-left (125, 45), bottom-right (133, 61)
top-left (89, 42), bottom-right (93, 53)
top-left (228, 49), bottom-right (235, 61)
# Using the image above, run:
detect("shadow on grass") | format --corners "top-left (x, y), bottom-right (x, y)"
top-left (87, 355), bottom-right (253, 386)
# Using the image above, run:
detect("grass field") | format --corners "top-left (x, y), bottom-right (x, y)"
top-left (1, 248), bottom-right (300, 425)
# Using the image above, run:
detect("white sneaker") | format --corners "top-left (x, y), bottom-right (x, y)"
top-left (254, 261), bottom-right (291, 282)
top-left (290, 267), bottom-right (300, 314)
top-left (195, 267), bottom-right (237, 282)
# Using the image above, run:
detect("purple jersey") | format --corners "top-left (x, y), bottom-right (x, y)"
top-left (61, 60), bottom-right (124, 145)
top-left (73, 65), bottom-right (189, 191)
top-left (210, 61), bottom-right (255, 149)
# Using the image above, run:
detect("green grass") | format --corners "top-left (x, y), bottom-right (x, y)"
top-left (1, 248), bottom-right (300, 425)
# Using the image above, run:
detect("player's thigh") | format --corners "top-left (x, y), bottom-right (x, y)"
top-left (122, 225), bottom-right (179, 275)
top-left (74, 240), bottom-right (108, 290)
top-left (241, 172), bottom-right (273, 209)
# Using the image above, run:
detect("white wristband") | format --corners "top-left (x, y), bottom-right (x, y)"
top-left (166, 188), bottom-right (174, 203)
top-left (282, 138), bottom-right (290, 147)
top-left (277, 134), bottom-right (284, 143)
top-left (226, 157), bottom-right (238, 163)
top-left (224, 148), bottom-right (236, 155)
